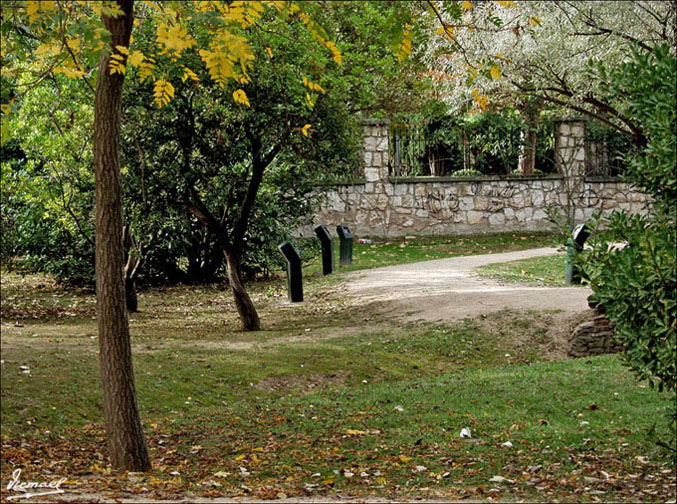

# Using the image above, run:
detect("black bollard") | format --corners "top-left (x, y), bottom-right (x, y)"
top-left (336, 224), bottom-right (353, 267)
top-left (278, 241), bottom-right (303, 302)
top-left (314, 225), bottom-right (334, 275)
top-left (565, 223), bottom-right (591, 284)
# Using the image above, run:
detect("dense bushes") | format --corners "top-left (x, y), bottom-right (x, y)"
top-left (581, 45), bottom-right (676, 452)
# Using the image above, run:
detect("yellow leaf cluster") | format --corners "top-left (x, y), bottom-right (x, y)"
top-left (108, 53), bottom-right (126, 76)
top-left (232, 89), bottom-right (250, 107)
top-left (495, 0), bottom-right (516, 8)
top-left (26, 0), bottom-right (56, 22)
top-left (156, 22), bottom-right (197, 58)
top-left (127, 50), bottom-right (146, 68)
top-left (198, 30), bottom-right (255, 88)
top-left (153, 79), bottom-right (175, 107)
top-left (529, 16), bottom-right (542, 26)
top-left (489, 65), bottom-right (501, 80)
top-left (325, 41), bottom-right (342, 65)
top-left (54, 66), bottom-right (86, 78)
top-left (461, 1), bottom-right (474, 10)
top-left (302, 76), bottom-right (325, 94)
top-left (181, 67), bottom-right (200, 83)
top-left (301, 124), bottom-right (312, 137)
top-left (472, 90), bottom-right (488, 111)
top-left (396, 24), bottom-right (413, 62)
top-left (436, 25), bottom-right (454, 42)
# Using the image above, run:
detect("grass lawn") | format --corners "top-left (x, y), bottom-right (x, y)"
top-left (302, 230), bottom-right (561, 275)
top-left (1, 232), bottom-right (674, 502)
top-left (476, 253), bottom-right (568, 287)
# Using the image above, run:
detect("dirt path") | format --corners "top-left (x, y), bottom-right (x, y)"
top-left (342, 247), bottom-right (591, 323)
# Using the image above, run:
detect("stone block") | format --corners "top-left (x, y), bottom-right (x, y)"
top-left (414, 184), bottom-right (427, 197)
top-left (532, 209), bottom-right (548, 221)
top-left (459, 195), bottom-right (475, 211)
top-left (474, 196), bottom-right (490, 211)
top-left (531, 190), bottom-right (545, 206)
top-left (365, 167), bottom-right (380, 182)
top-left (363, 136), bottom-right (378, 151)
top-left (376, 137), bottom-right (388, 152)
top-left (467, 210), bottom-right (485, 225)
top-left (488, 213), bottom-right (505, 226)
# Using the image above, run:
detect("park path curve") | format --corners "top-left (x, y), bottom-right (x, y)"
top-left (342, 247), bottom-right (591, 322)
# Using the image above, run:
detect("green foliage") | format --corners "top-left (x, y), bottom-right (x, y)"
top-left (390, 106), bottom-right (557, 176)
top-left (450, 168), bottom-right (482, 177)
top-left (583, 212), bottom-right (676, 393)
top-left (119, 17), bottom-right (360, 284)
top-left (1, 78), bottom-right (95, 283)
top-left (581, 44), bottom-right (676, 451)
top-left (599, 44), bottom-right (676, 206)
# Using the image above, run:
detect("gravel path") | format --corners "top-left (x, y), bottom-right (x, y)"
top-left (343, 247), bottom-right (591, 322)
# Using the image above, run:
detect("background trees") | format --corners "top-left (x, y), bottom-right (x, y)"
top-left (424, 1), bottom-right (675, 146)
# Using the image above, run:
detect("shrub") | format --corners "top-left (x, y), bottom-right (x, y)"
top-left (580, 44), bottom-right (676, 456)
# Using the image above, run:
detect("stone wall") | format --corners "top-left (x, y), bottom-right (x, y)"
top-left (312, 119), bottom-right (650, 238)
top-left (569, 310), bottom-right (624, 357)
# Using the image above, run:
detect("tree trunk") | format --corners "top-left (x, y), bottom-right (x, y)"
top-left (223, 247), bottom-right (261, 331)
top-left (125, 277), bottom-right (138, 312)
top-left (94, 0), bottom-right (150, 472)
top-left (518, 128), bottom-right (537, 175)
top-left (518, 97), bottom-right (541, 175)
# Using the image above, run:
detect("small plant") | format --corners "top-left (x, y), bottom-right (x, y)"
top-left (450, 168), bottom-right (482, 177)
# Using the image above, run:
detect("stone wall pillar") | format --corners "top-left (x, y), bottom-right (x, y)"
top-left (361, 119), bottom-right (390, 183)
top-left (554, 119), bottom-right (586, 225)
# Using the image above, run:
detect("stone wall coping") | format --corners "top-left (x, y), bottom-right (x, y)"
top-left (388, 174), bottom-right (564, 184)
top-left (318, 178), bottom-right (367, 187)
top-left (360, 118), bottom-right (391, 126)
top-left (553, 117), bottom-right (588, 124)
top-left (583, 176), bottom-right (625, 183)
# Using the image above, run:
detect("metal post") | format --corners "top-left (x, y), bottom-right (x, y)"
top-left (314, 225), bottom-right (334, 275)
top-left (278, 241), bottom-right (303, 302)
top-left (336, 224), bottom-right (353, 266)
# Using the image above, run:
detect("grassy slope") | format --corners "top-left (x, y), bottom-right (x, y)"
top-left (1, 232), bottom-right (674, 501)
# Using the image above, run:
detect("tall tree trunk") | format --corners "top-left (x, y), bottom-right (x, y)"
top-left (94, 0), bottom-right (150, 472)
top-left (518, 97), bottom-right (541, 175)
top-left (125, 277), bottom-right (139, 312)
top-left (223, 247), bottom-right (261, 330)
top-left (518, 128), bottom-right (537, 175)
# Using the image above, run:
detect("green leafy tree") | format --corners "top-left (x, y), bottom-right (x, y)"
top-left (120, 31), bottom-right (359, 327)
top-left (1, 0), bottom-right (342, 471)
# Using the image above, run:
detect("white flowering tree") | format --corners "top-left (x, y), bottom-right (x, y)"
top-left (421, 1), bottom-right (675, 172)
